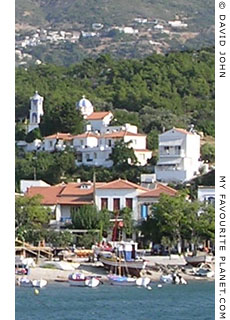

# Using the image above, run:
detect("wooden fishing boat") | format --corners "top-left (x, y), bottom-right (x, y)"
top-left (185, 255), bottom-right (213, 267)
top-left (100, 254), bottom-right (147, 277)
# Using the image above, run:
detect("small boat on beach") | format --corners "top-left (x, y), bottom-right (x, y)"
top-left (68, 273), bottom-right (100, 287)
top-left (32, 279), bottom-right (48, 288)
top-left (107, 274), bottom-right (137, 286)
top-left (18, 277), bottom-right (33, 287)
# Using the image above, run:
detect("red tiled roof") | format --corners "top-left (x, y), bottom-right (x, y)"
top-left (102, 131), bottom-right (146, 139)
top-left (138, 183), bottom-right (177, 198)
top-left (96, 179), bottom-right (149, 191)
top-left (57, 196), bottom-right (94, 205)
top-left (72, 132), bottom-right (99, 139)
top-left (134, 149), bottom-right (152, 152)
top-left (173, 128), bottom-right (194, 135)
top-left (86, 112), bottom-right (112, 120)
top-left (44, 133), bottom-right (73, 140)
top-left (26, 185), bottom-right (65, 205)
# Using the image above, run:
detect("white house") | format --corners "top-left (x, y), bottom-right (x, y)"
top-left (155, 127), bottom-right (201, 183)
top-left (197, 186), bottom-right (215, 206)
top-left (28, 91), bottom-right (44, 132)
top-left (95, 179), bottom-right (149, 222)
top-left (20, 180), bottom-right (50, 194)
top-left (43, 133), bottom-right (73, 152)
top-left (85, 111), bottom-right (114, 133)
top-left (26, 179), bottom-right (178, 230)
top-left (20, 95), bottom-right (152, 167)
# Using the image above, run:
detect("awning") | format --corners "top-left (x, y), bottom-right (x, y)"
top-left (157, 159), bottom-right (181, 165)
top-left (159, 139), bottom-right (183, 146)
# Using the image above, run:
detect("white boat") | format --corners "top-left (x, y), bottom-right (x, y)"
top-left (185, 255), bottom-right (213, 267)
top-left (68, 273), bottom-right (100, 287)
top-left (160, 274), bottom-right (173, 284)
top-left (32, 279), bottom-right (48, 288)
top-left (85, 278), bottom-right (100, 288)
top-left (136, 277), bottom-right (151, 287)
top-left (19, 277), bottom-right (33, 287)
top-left (107, 274), bottom-right (137, 286)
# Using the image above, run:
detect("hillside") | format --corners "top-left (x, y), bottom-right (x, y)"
top-left (15, 0), bottom-right (214, 66)
top-left (16, 0), bottom-right (214, 30)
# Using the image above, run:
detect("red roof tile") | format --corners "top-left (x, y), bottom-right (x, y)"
top-left (96, 179), bottom-right (149, 191)
top-left (138, 183), bottom-right (177, 198)
top-left (44, 133), bottom-right (73, 140)
top-left (26, 185), bottom-right (65, 205)
top-left (102, 131), bottom-right (146, 139)
top-left (72, 132), bottom-right (99, 139)
top-left (86, 112), bottom-right (112, 120)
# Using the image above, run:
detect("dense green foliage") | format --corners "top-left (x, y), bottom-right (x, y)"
top-left (109, 140), bottom-right (137, 166)
top-left (140, 193), bottom-right (215, 252)
top-left (16, 49), bottom-right (215, 137)
top-left (200, 143), bottom-right (215, 163)
top-left (15, 195), bottom-right (51, 244)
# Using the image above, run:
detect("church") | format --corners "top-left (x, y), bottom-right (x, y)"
top-left (22, 93), bottom-right (152, 167)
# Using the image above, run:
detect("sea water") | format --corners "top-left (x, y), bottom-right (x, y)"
top-left (15, 281), bottom-right (214, 320)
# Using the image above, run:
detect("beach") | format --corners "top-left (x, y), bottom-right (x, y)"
top-left (17, 255), bottom-right (215, 284)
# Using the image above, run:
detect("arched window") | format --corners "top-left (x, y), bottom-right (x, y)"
top-left (32, 113), bottom-right (37, 123)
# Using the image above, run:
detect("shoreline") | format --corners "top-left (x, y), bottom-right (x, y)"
top-left (16, 257), bottom-right (215, 284)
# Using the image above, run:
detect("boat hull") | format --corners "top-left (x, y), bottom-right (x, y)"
top-left (185, 255), bottom-right (213, 267)
top-left (107, 275), bottom-right (137, 286)
top-left (100, 256), bottom-right (146, 277)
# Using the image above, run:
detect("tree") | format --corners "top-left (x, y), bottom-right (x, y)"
top-left (15, 195), bottom-right (51, 244)
top-left (71, 205), bottom-right (111, 235)
top-left (119, 207), bottom-right (134, 237)
top-left (25, 128), bottom-right (42, 143)
top-left (40, 104), bottom-right (84, 136)
top-left (201, 143), bottom-right (215, 163)
top-left (44, 230), bottom-right (74, 247)
top-left (109, 140), bottom-right (137, 167)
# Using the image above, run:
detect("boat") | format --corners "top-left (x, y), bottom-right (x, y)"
top-left (107, 274), bottom-right (137, 286)
top-left (160, 274), bottom-right (173, 284)
top-left (185, 255), bottom-right (213, 267)
top-left (68, 273), bottom-right (100, 287)
top-left (99, 242), bottom-right (147, 277)
top-left (136, 277), bottom-right (151, 287)
top-left (195, 263), bottom-right (214, 278)
top-left (32, 279), bottom-right (48, 288)
top-left (18, 277), bottom-right (33, 287)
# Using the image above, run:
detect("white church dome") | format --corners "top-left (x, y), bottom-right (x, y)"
top-left (77, 95), bottom-right (93, 109)
top-left (76, 95), bottom-right (94, 117)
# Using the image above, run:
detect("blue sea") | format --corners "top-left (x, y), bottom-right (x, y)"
top-left (15, 281), bottom-right (214, 320)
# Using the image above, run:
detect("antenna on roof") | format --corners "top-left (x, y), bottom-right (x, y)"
top-left (188, 124), bottom-right (195, 133)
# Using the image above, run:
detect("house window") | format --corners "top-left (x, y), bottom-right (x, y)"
top-left (49, 141), bottom-right (53, 147)
top-left (175, 146), bottom-right (181, 154)
top-left (164, 146), bottom-right (169, 154)
top-left (94, 152), bottom-right (97, 159)
top-left (125, 198), bottom-right (133, 210)
top-left (101, 198), bottom-right (108, 209)
top-left (80, 140), bottom-right (84, 146)
top-left (113, 198), bottom-right (120, 211)
top-left (108, 139), bottom-right (112, 147)
top-left (76, 152), bottom-right (82, 162)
